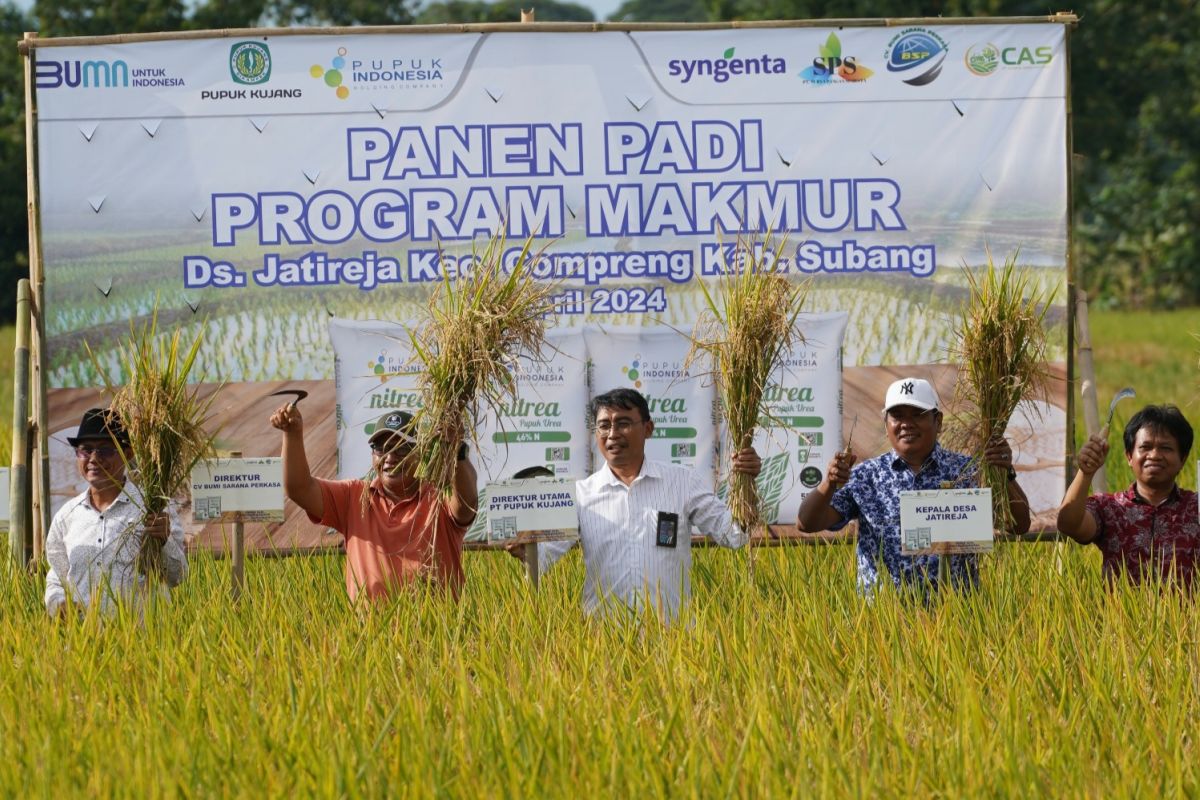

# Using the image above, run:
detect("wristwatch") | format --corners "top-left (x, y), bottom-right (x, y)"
top-left (457, 442), bottom-right (469, 461)
top-left (1006, 466), bottom-right (1017, 483)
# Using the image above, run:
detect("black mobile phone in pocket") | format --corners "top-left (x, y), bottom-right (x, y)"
top-left (656, 511), bottom-right (679, 548)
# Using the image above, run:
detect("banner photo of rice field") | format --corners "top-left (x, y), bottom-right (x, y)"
top-left (32, 21), bottom-right (1070, 550)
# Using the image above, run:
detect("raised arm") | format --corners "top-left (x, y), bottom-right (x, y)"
top-left (447, 448), bottom-right (478, 527)
top-left (797, 451), bottom-right (854, 533)
top-left (1057, 433), bottom-right (1108, 543)
top-left (271, 403), bottom-right (324, 519)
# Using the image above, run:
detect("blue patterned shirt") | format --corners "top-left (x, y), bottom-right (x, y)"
top-left (829, 444), bottom-right (979, 596)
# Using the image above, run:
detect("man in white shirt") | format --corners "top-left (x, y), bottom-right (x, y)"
top-left (531, 388), bottom-right (761, 622)
top-left (44, 408), bottom-right (186, 616)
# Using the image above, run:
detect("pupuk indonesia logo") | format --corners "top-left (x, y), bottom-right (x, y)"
top-left (230, 41), bottom-right (271, 85)
top-left (799, 32), bottom-right (873, 84)
top-left (311, 47), bottom-right (350, 99)
top-left (621, 356), bottom-right (644, 389)
top-left (885, 28), bottom-right (948, 86)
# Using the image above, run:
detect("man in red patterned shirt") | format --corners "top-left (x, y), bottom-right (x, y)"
top-left (1058, 405), bottom-right (1200, 587)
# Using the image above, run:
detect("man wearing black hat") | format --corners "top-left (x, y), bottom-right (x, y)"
top-left (271, 403), bottom-right (477, 601)
top-left (44, 408), bottom-right (187, 616)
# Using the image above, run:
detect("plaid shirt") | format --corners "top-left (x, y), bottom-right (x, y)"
top-left (830, 444), bottom-right (979, 596)
top-left (1086, 484), bottom-right (1200, 587)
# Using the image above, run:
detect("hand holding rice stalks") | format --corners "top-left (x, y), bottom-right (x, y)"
top-left (91, 306), bottom-right (218, 579)
top-left (687, 235), bottom-right (809, 534)
top-left (950, 250), bottom-right (1056, 532)
top-left (407, 232), bottom-right (560, 495)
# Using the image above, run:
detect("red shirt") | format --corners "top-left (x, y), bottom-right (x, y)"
top-left (1086, 484), bottom-right (1200, 587)
top-left (310, 478), bottom-right (467, 602)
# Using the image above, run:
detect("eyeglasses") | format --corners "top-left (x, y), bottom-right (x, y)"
top-left (886, 409), bottom-right (938, 425)
top-left (370, 441), bottom-right (414, 455)
top-left (74, 445), bottom-right (120, 459)
top-left (594, 419), bottom-right (641, 436)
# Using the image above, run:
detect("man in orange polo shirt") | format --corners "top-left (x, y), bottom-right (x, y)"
top-left (270, 404), bottom-right (478, 602)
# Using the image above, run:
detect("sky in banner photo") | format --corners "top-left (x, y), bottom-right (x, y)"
top-left (14, 0), bottom-right (626, 19)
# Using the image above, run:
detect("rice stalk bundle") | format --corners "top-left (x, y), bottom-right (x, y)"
top-left (90, 306), bottom-right (218, 578)
top-left (407, 232), bottom-right (560, 495)
top-left (687, 235), bottom-right (809, 534)
top-left (950, 250), bottom-right (1056, 532)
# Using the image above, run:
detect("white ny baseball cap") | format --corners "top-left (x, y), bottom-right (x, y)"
top-left (883, 377), bottom-right (940, 413)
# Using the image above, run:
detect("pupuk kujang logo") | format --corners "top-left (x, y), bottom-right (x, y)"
top-left (230, 41), bottom-right (271, 85)
top-left (667, 46), bottom-right (788, 84)
top-left (799, 32), bottom-right (873, 85)
top-left (885, 27), bottom-right (949, 86)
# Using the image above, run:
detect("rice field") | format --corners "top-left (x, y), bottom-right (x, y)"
top-left (2, 545), bottom-right (1199, 796)
top-left (2, 307), bottom-right (1200, 796)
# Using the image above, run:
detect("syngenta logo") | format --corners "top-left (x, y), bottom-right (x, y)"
top-left (35, 59), bottom-right (129, 89)
top-left (667, 46), bottom-right (787, 84)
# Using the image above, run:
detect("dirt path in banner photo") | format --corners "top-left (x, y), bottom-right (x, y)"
top-left (47, 363), bottom-right (1067, 554)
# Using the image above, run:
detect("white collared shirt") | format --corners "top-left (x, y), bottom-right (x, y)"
top-left (44, 482), bottom-right (188, 615)
top-left (541, 459), bottom-right (747, 622)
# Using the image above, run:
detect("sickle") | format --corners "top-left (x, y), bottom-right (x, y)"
top-left (268, 389), bottom-right (309, 409)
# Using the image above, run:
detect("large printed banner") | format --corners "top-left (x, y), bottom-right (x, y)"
top-left (34, 23), bottom-right (1071, 545)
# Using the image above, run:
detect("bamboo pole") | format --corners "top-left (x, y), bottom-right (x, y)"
top-left (9, 280), bottom-right (32, 568)
top-left (15, 15), bottom-right (1081, 50)
top-left (1075, 290), bottom-right (1104, 492)
top-left (229, 451), bottom-right (245, 600)
top-left (23, 32), bottom-right (51, 562)
top-left (523, 541), bottom-right (539, 589)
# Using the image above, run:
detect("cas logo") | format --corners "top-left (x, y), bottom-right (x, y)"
top-left (964, 42), bottom-right (1054, 76)
top-left (667, 46), bottom-right (788, 84)
top-left (230, 41), bottom-right (271, 85)
top-left (799, 33), bottom-right (874, 85)
top-left (885, 27), bottom-right (949, 86)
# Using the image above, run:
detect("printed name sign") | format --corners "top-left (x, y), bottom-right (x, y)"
top-left (485, 478), bottom-right (580, 544)
top-left (899, 488), bottom-right (993, 555)
top-left (0, 468), bottom-right (9, 524)
top-left (191, 458), bottom-right (284, 523)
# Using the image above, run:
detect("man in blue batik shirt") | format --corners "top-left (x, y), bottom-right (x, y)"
top-left (796, 377), bottom-right (1030, 596)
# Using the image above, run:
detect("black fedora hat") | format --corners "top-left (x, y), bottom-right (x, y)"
top-left (66, 408), bottom-right (129, 448)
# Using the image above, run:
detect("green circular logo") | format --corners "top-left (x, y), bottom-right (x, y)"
top-left (800, 466), bottom-right (822, 488)
top-left (964, 43), bottom-right (999, 77)
top-left (230, 41), bottom-right (272, 85)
